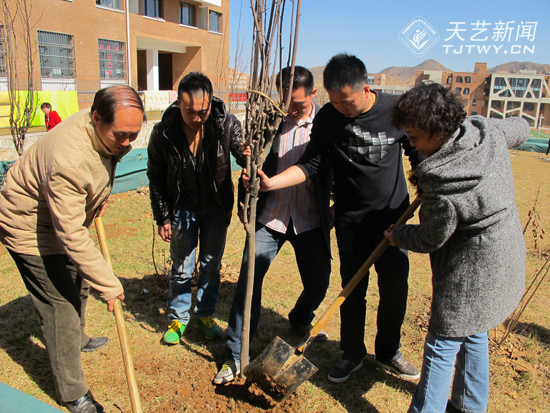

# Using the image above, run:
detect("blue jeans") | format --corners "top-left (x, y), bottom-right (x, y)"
top-left (225, 222), bottom-right (331, 360)
top-left (335, 220), bottom-right (410, 362)
top-left (408, 331), bottom-right (489, 413)
top-left (167, 205), bottom-right (227, 324)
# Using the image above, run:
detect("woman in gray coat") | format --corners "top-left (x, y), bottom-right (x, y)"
top-left (385, 83), bottom-right (529, 413)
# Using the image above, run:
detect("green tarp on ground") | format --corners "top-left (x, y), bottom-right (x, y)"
top-left (0, 382), bottom-right (63, 412)
top-left (516, 137), bottom-right (550, 153)
top-left (111, 148), bottom-right (243, 194)
top-left (112, 148), bottom-right (149, 194)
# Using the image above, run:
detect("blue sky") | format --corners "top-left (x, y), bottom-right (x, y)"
top-left (229, 0), bottom-right (550, 74)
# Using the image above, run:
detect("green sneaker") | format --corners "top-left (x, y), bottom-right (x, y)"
top-left (163, 320), bottom-right (186, 344)
top-left (213, 359), bottom-right (240, 385)
top-left (196, 316), bottom-right (221, 339)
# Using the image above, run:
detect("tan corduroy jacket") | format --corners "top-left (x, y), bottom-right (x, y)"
top-left (0, 109), bottom-right (129, 301)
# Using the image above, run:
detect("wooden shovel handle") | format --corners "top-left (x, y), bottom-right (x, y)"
top-left (298, 197), bottom-right (422, 353)
top-left (95, 216), bottom-right (142, 413)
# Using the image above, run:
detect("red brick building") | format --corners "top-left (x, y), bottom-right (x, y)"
top-left (0, 0), bottom-right (231, 109)
top-left (415, 62), bottom-right (550, 128)
top-left (415, 63), bottom-right (491, 117)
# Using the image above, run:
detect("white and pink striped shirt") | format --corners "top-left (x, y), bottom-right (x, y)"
top-left (257, 106), bottom-right (321, 234)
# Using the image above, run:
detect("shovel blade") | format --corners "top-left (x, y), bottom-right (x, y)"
top-left (243, 336), bottom-right (318, 402)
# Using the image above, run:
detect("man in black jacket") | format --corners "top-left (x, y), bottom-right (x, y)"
top-left (147, 72), bottom-right (246, 343)
top-left (213, 66), bottom-right (333, 385)
top-left (258, 54), bottom-right (424, 383)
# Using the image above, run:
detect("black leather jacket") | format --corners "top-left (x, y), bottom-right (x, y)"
top-left (147, 97), bottom-right (245, 226)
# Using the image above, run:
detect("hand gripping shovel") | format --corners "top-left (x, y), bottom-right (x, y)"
top-left (243, 197), bottom-right (421, 402)
top-left (95, 216), bottom-right (143, 413)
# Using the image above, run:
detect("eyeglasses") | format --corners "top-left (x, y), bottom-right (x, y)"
top-left (404, 131), bottom-right (417, 144)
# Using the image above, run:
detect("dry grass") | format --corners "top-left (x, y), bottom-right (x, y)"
top-left (0, 151), bottom-right (549, 412)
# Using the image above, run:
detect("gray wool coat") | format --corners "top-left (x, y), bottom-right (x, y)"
top-left (392, 116), bottom-right (529, 337)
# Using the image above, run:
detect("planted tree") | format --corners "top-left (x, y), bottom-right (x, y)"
top-left (239, 0), bottom-right (302, 376)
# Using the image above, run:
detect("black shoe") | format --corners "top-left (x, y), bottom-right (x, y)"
top-left (327, 358), bottom-right (363, 383)
top-left (81, 337), bottom-right (109, 353)
top-left (375, 353), bottom-right (420, 380)
top-left (291, 323), bottom-right (329, 342)
top-left (65, 392), bottom-right (105, 413)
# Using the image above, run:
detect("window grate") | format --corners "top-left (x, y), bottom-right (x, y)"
top-left (37, 30), bottom-right (76, 79)
top-left (98, 38), bottom-right (126, 83)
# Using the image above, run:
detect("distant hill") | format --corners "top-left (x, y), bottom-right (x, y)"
top-left (379, 59), bottom-right (451, 86)
top-left (308, 60), bottom-right (549, 87)
top-left (488, 61), bottom-right (550, 74)
top-left (309, 66), bottom-right (325, 86)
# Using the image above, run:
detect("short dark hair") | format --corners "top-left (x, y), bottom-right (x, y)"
top-left (392, 82), bottom-right (467, 141)
top-left (178, 72), bottom-right (213, 101)
top-left (275, 66), bottom-right (314, 96)
top-left (323, 53), bottom-right (368, 92)
top-left (41, 102), bottom-right (52, 110)
top-left (91, 85), bottom-right (145, 124)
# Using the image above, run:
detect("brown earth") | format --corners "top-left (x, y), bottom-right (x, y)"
top-left (1, 151), bottom-right (549, 412)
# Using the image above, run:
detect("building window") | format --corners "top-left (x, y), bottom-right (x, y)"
top-left (143, 0), bottom-right (162, 18)
top-left (484, 89), bottom-right (489, 96)
top-left (180, 2), bottom-right (195, 26)
top-left (463, 88), bottom-right (470, 95)
top-left (523, 102), bottom-right (535, 112)
top-left (0, 25), bottom-right (5, 78)
top-left (509, 77), bottom-right (529, 98)
top-left (463, 99), bottom-right (469, 107)
top-left (38, 30), bottom-right (76, 90)
top-left (531, 79), bottom-right (542, 98)
top-left (209, 10), bottom-right (221, 32)
top-left (456, 76), bottom-right (463, 83)
top-left (493, 77), bottom-right (506, 93)
top-left (455, 87), bottom-right (462, 94)
top-left (483, 100), bottom-right (488, 107)
top-left (465, 76), bottom-right (471, 84)
top-left (367, 75), bottom-right (374, 85)
top-left (472, 99), bottom-right (477, 106)
top-left (472, 111), bottom-right (478, 115)
top-left (96, 0), bottom-right (121, 9)
top-left (446, 76), bottom-right (453, 84)
top-left (98, 39), bottom-right (126, 88)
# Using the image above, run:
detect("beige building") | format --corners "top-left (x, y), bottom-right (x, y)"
top-left (0, 0), bottom-right (231, 109)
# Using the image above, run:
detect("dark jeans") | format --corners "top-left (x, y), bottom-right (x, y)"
top-left (225, 222), bottom-right (331, 360)
top-left (8, 250), bottom-right (90, 402)
top-left (335, 220), bottom-right (409, 362)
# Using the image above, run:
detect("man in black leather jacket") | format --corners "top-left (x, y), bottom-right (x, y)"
top-left (147, 72), bottom-right (246, 344)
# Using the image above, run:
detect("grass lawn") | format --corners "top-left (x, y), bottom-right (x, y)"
top-left (0, 150), bottom-right (549, 412)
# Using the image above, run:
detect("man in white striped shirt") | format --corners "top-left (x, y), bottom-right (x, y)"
top-left (214, 66), bottom-right (333, 385)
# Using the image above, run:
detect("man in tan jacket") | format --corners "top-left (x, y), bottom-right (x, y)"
top-left (0, 86), bottom-right (145, 413)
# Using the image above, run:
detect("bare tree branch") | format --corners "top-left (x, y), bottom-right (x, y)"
top-left (240, 0), bottom-right (301, 378)
top-left (1, 0), bottom-right (40, 156)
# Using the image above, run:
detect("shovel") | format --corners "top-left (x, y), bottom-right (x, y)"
top-left (95, 216), bottom-right (143, 413)
top-left (243, 197), bottom-right (421, 402)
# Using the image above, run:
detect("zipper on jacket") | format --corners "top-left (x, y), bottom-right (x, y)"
top-left (162, 128), bottom-right (183, 217)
